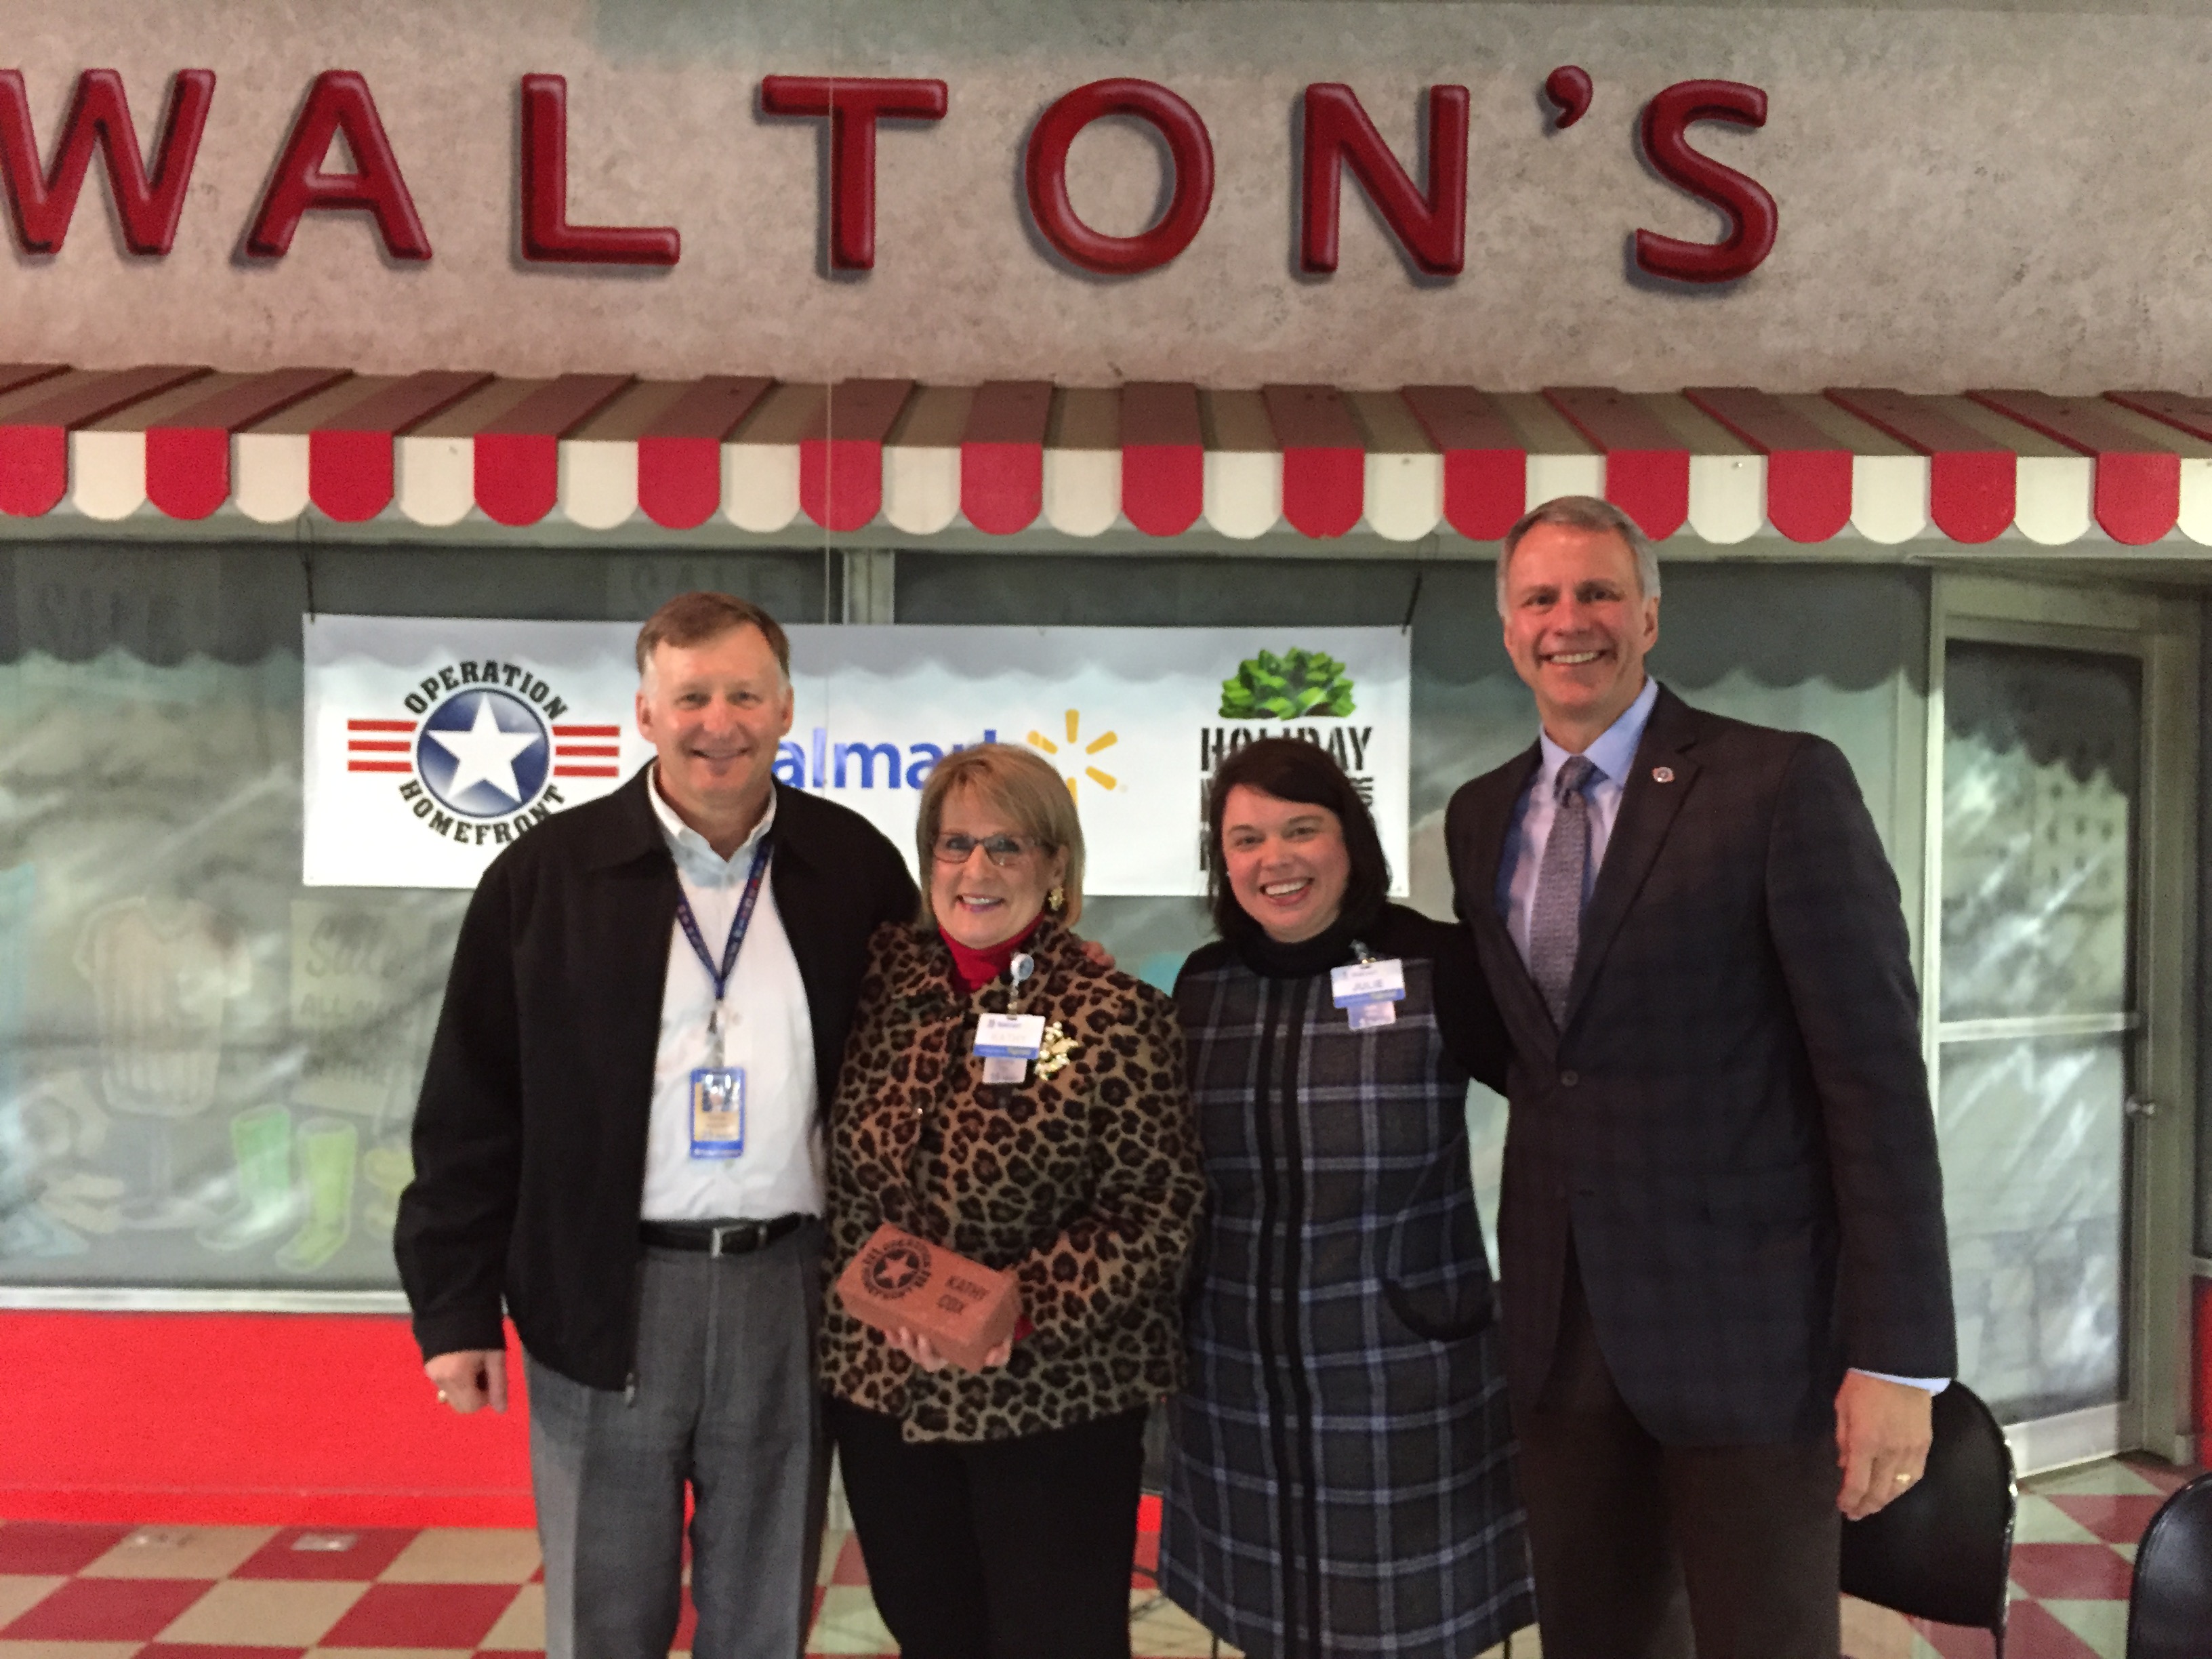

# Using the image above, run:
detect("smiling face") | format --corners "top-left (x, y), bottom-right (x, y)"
top-left (1500, 519), bottom-right (1660, 750)
top-left (1221, 784), bottom-right (1352, 944)
top-left (929, 785), bottom-right (1070, 951)
top-left (634, 623), bottom-right (794, 845)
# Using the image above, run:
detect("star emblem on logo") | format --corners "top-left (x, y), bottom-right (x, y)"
top-left (877, 1254), bottom-right (920, 1290)
top-left (863, 1237), bottom-right (933, 1299)
top-left (415, 688), bottom-right (552, 818)
top-left (426, 697), bottom-right (540, 804)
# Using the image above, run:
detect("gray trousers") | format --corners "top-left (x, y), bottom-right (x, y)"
top-left (527, 1223), bottom-right (827, 1659)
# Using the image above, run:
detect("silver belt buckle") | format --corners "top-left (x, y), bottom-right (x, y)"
top-left (709, 1221), bottom-right (756, 1258)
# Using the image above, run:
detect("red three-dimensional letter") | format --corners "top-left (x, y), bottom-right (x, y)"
top-left (246, 70), bottom-right (432, 260)
top-left (0, 69), bottom-right (215, 255)
top-left (758, 75), bottom-right (947, 270)
top-left (1633, 79), bottom-right (1777, 284)
top-left (1300, 83), bottom-right (1468, 276)
top-left (519, 75), bottom-right (678, 265)
top-left (1025, 79), bottom-right (1214, 276)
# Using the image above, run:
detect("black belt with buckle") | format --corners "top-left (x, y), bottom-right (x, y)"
top-left (639, 1215), bottom-right (807, 1257)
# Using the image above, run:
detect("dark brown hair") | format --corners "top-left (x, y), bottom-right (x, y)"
top-left (1204, 737), bottom-right (1390, 941)
top-left (634, 591), bottom-right (790, 679)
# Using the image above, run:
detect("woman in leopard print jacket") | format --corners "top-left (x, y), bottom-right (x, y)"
top-left (819, 742), bottom-right (1205, 1659)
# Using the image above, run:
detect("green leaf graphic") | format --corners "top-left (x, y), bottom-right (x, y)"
top-left (1220, 648), bottom-right (1357, 719)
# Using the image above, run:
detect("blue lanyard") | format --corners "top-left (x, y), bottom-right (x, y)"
top-left (674, 835), bottom-right (773, 1007)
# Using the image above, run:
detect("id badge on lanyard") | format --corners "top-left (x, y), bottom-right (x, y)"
top-left (972, 952), bottom-right (1040, 1084)
top-left (677, 838), bottom-right (771, 1160)
top-left (1331, 947), bottom-right (1406, 1031)
top-left (975, 1012), bottom-right (1046, 1084)
top-left (691, 1066), bottom-right (745, 1156)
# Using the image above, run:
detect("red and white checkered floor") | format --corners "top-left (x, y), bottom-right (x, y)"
top-left (0, 1455), bottom-right (2196, 1659)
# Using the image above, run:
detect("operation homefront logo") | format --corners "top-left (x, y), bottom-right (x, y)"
top-left (861, 1233), bottom-right (933, 1300)
top-left (343, 659), bottom-right (622, 848)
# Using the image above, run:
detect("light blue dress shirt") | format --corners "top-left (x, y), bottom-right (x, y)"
top-left (1492, 675), bottom-right (1945, 1397)
top-left (1494, 676), bottom-right (1660, 964)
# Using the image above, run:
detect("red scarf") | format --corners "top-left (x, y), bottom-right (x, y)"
top-left (941, 915), bottom-right (1045, 992)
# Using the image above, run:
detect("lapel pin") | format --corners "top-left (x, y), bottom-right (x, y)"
top-left (1652, 766), bottom-right (1675, 783)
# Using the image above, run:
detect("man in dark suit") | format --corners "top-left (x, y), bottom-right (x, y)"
top-left (396, 593), bottom-right (917, 1659)
top-left (1445, 498), bottom-right (1955, 1659)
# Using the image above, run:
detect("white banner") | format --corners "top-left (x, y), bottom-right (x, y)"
top-left (303, 617), bottom-right (1410, 894)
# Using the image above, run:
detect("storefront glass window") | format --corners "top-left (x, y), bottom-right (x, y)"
top-left (1, 543), bottom-right (1925, 1300)
top-left (0, 541), bottom-right (822, 1292)
top-left (1940, 1036), bottom-right (2127, 1420)
top-left (1938, 640), bottom-right (2140, 1422)
top-left (1940, 645), bottom-right (2136, 1021)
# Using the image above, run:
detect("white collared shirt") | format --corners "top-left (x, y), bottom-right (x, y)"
top-left (1496, 674), bottom-right (1661, 970)
top-left (640, 773), bottom-right (821, 1222)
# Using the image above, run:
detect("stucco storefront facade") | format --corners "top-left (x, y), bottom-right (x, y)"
top-left (0, 0), bottom-right (2207, 1513)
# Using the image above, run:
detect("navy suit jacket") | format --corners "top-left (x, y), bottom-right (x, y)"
top-left (1444, 684), bottom-right (1956, 1444)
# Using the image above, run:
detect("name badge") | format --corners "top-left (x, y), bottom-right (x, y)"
top-left (974, 1013), bottom-right (1047, 1059)
top-left (690, 1067), bottom-right (746, 1158)
top-left (1331, 958), bottom-right (1406, 1031)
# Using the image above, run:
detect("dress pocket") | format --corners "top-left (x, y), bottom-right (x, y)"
top-left (1381, 1271), bottom-right (1497, 1343)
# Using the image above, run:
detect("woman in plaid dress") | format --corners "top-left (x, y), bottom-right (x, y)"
top-left (1162, 739), bottom-right (1536, 1659)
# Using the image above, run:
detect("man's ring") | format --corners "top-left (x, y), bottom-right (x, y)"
top-left (1896, 1471), bottom-right (1914, 1483)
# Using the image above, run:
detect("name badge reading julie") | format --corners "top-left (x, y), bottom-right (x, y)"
top-left (1331, 958), bottom-right (1407, 1031)
top-left (690, 1067), bottom-right (746, 1158)
top-left (975, 1012), bottom-right (1047, 1084)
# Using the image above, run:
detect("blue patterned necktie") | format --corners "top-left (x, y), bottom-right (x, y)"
top-left (1530, 754), bottom-right (1597, 1025)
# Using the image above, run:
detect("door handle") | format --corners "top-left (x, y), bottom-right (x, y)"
top-left (2124, 1097), bottom-right (2157, 1120)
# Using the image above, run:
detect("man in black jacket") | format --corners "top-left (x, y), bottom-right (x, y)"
top-left (1445, 500), bottom-right (1955, 1659)
top-left (396, 592), bottom-right (916, 1659)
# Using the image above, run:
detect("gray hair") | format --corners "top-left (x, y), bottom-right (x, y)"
top-left (1494, 495), bottom-right (1662, 617)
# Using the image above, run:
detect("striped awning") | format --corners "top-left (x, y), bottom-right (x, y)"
top-left (3, 364), bottom-right (2210, 546)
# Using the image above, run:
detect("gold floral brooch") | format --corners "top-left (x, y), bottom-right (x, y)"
top-left (1034, 1021), bottom-right (1079, 1079)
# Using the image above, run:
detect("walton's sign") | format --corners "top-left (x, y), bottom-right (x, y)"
top-left (0, 66), bottom-right (1779, 287)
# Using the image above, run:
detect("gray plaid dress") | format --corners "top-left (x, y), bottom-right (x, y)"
top-left (1162, 903), bottom-right (1536, 1659)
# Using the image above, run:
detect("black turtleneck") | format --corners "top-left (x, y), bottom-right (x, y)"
top-left (1228, 899), bottom-right (1386, 983)
top-left (1197, 901), bottom-right (1509, 1090)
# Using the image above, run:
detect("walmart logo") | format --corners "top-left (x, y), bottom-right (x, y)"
top-left (774, 727), bottom-right (1000, 791)
top-left (1026, 710), bottom-right (1121, 800)
top-left (768, 713), bottom-right (1126, 799)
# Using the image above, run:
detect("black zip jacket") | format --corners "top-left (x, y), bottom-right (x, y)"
top-left (394, 764), bottom-right (918, 1389)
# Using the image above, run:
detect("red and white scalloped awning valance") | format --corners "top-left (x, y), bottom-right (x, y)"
top-left (3, 364), bottom-right (2211, 547)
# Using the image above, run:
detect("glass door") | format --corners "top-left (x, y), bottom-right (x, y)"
top-left (1927, 576), bottom-right (2198, 1473)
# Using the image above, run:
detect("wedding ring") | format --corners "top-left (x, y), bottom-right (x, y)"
top-left (1895, 1471), bottom-right (1914, 1484)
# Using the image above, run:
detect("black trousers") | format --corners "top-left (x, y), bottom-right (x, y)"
top-left (826, 1396), bottom-right (1147, 1659)
top-left (1513, 1249), bottom-right (1843, 1659)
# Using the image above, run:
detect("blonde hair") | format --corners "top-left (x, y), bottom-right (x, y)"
top-left (914, 744), bottom-right (1086, 928)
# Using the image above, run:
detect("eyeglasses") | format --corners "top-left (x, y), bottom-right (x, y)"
top-left (932, 833), bottom-right (1036, 867)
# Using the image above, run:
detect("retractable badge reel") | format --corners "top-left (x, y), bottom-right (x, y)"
top-left (1330, 943), bottom-right (1406, 1030)
top-left (974, 952), bottom-right (1043, 1084)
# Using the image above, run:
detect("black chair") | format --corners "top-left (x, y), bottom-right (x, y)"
top-left (1840, 1380), bottom-right (2017, 1658)
top-left (2125, 1470), bottom-right (2212, 1659)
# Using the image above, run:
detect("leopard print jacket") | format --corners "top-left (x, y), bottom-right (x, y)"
top-left (819, 917), bottom-right (1205, 1443)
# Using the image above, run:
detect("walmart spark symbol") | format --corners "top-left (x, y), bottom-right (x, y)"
top-left (1026, 710), bottom-right (1119, 800)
